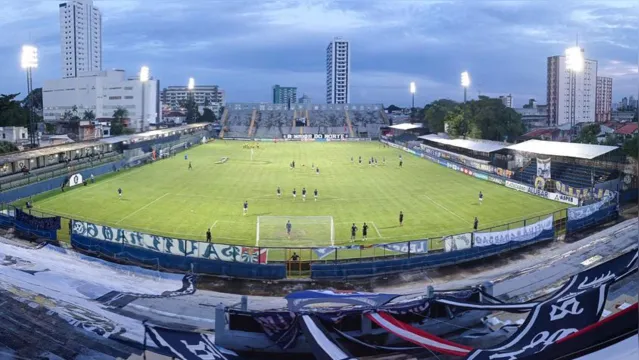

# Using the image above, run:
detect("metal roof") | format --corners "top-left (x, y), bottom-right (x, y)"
top-left (506, 139), bottom-right (619, 159)
top-left (418, 134), bottom-right (508, 153)
top-left (389, 123), bottom-right (423, 131)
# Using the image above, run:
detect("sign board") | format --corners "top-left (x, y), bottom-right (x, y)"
top-left (68, 173), bottom-right (84, 187)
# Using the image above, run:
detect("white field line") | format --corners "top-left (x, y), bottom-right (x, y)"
top-left (256, 217), bottom-right (260, 246)
top-left (210, 220), bottom-right (218, 229)
top-left (371, 221), bottom-right (382, 238)
top-left (115, 193), bottom-right (170, 224)
top-left (37, 166), bottom-right (146, 206)
top-left (420, 193), bottom-right (466, 222)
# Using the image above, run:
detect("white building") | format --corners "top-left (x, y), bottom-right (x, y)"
top-left (595, 76), bottom-right (613, 123)
top-left (547, 48), bottom-right (597, 126)
top-left (499, 94), bottom-right (513, 108)
top-left (298, 94), bottom-right (312, 104)
top-left (59, 0), bottom-right (102, 78)
top-left (326, 37), bottom-right (350, 104)
top-left (0, 127), bottom-right (29, 144)
top-left (42, 70), bottom-right (160, 132)
top-left (161, 85), bottom-right (224, 114)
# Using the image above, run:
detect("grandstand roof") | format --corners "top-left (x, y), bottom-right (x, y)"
top-left (506, 139), bottom-right (618, 159)
top-left (0, 141), bottom-right (103, 164)
top-left (389, 123), bottom-right (423, 130)
top-left (418, 134), bottom-right (508, 153)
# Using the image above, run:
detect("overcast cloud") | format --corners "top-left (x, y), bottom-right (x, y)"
top-left (0, 0), bottom-right (637, 107)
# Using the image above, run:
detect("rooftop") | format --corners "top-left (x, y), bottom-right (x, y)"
top-left (506, 139), bottom-right (618, 159)
top-left (389, 123), bottom-right (423, 131)
top-left (614, 123), bottom-right (638, 135)
top-left (418, 134), bottom-right (508, 153)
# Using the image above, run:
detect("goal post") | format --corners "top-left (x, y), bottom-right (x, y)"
top-left (257, 216), bottom-right (335, 247)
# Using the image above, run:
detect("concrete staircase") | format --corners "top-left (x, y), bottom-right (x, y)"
top-left (380, 110), bottom-right (390, 125)
top-left (219, 107), bottom-right (229, 138)
top-left (248, 109), bottom-right (258, 137)
top-left (344, 110), bottom-right (355, 137)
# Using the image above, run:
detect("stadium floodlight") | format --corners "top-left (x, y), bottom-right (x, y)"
top-left (410, 81), bottom-right (416, 109)
top-left (140, 66), bottom-right (150, 132)
top-left (565, 47), bottom-right (584, 73)
top-left (187, 77), bottom-right (195, 91)
top-left (461, 71), bottom-right (470, 88)
top-left (21, 45), bottom-right (38, 69)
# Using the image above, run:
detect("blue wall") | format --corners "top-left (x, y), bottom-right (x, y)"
top-left (567, 205), bottom-right (619, 233)
top-left (0, 159), bottom-right (126, 204)
top-left (311, 232), bottom-right (554, 279)
top-left (71, 234), bottom-right (287, 280)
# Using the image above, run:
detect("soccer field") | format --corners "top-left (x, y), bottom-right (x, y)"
top-left (26, 141), bottom-right (567, 250)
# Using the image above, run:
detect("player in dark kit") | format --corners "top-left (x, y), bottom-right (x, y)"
top-left (350, 223), bottom-right (358, 242)
top-left (362, 223), bottom-right (368, 241)
top-left (359, 156), bottom-right (362, 164)
top-left (478, 191), bottom-right (483, 205)
top-left (314, 189), bottom-right (318, 201)
top-left (302, 188), bottom-right (307, 201)
top-left (292, 188), bottom-right (297, 200)
top-left (118, 188), bottom-right (122, 199)
top-left (399, 159), bottom-right (403, 167)
top-left (399, 211), bottom-right (404, 226)
top-left (188, 161), bottom-right (193, 170)
top-left (206, 228), bottom-right (212, 242)
top-left (277, 186), bottom-right (281, 198)
top-left (243, 201), bottom-right (248, 216)
top-left (286, 220), bottom-right (292, 239)
top-left (473, 217), bottom-right (479, 230)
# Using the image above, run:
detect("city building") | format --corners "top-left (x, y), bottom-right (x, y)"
top-left (161, 85), bottom-right (224, 114)
top-left (326, 37), bottom-right (350, 104)
top-left (629, 95), bottom-right (637, 109)
top-left (547, 48), bottom-right (597, 126)
top-left (0, 127), bottom-right (29, 145)
top-left (59, 0), bottom-right (102, 78)
top-left (595, 76), bottom-right (613, 123)
top-left (272, 85), bottom-right (297, 104)
top-left (499, 94), bottom-right (513, 108)
top-left (298, 94), bottom-right (312, 104)
top-left (621, 97), bottom-right (628, 109)
top-left (42, 70), bottom-right (160, 132)
top-left (515, 105), bottom-right (549, 130)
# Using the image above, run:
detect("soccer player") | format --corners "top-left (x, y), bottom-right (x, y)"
top-left (188, 161), bottom-right (193, 170)
top-left (286, 220), bottom-right (292, 239)
top-left (368, 159), bottom-right (372, 166)
top-left (292, 188), bottom-right (297, 200)
top-left (350, 223), bottom-right (358, 242)
top-left (206, 228), bottom-right (212, 243)
top-left (302, 188), bottom-right (307, 201)
top-left (351, 156), bottom-right (354, 163)
top-left (358, 156), bottom-right (362, 164)
top-left (243, 201), bottom-right (248, 215)
top-left (399, 211), bottom-right (404, 226)
top-left (474, 217), bottom-right (479, 231)
top-left (314, 189), bottom-right (318, 201)
top-left (277, 186), bottom-right (282, 198)
top-left (383, 157), bottom-right (386, 165)
top-left (478, 191), bottom-right (483, 205)
top-left (118, 188), bottom-right (122, 199)
top-left (362, 222), bottom-right (368, 241)
top-left (399, 154), bottom-right (403, 161)
top-left (399, 159), bottom-right (403, 167)
top-left (316, 167), bottom-right (320, 175)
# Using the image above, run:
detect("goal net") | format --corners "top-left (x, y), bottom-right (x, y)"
top-left (257, 216), bottom-right (334, 247)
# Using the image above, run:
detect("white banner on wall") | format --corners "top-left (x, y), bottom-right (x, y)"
top-left (505, 180), bottom-right (578, 205)
top-left (443, 233), bottom-right (472, 252)
top-left (473, 215), bottom-right (553, 247)
top-left (68, 173), bottom-right (84, 187)
top-left (72, 221), bottom-right (268, 264)
top-left (536, 158), bottom-right (551, 179)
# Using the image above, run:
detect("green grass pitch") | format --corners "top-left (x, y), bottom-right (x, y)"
top-left (26, 141), bottom-right (567, 258)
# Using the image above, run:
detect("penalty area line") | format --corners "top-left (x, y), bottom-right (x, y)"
top-left (370, 221), bottom-right (382, 238)
top-left (255, 217), bottom-right (260, 247)
top-left (116, 193), bottom-right (170, 224)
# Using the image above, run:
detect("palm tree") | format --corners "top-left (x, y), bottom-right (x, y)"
top-left (83, 110), bottom-right (96, 122)
top-left (111, 107), bottom-right (129, 135)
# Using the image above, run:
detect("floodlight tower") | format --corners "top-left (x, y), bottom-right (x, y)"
top-left (461, 71), bottom-right (470, 103)
top-left (187, 77), bottom-right (195, 98)
top-left (409, 81), bottom-right (416, 110)
top-left (21, 45), bottom-right (39, 147)
top-left (140, 66), bottom-right (150, 132)
top-left (565, 47), bottom-right (584, 128)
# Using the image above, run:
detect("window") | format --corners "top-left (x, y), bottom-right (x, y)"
top-left (124, 96), bottom-right (134, 99)
top-left (108, 96), bottom-right (122, 100)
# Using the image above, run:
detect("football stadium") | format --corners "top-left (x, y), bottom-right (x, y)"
top-left (0, 105), bottom-right (637, 360)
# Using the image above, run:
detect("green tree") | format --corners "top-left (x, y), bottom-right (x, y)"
top-left (465, 96), bottom-right (524, 141)
top-left (111, 107), bottom-right (129, 135)
top-left (602, 133), bottom-right (619, 146)
top-left (444, 106), bottom-right (470, 138)
top-left (22, 88), bottom-right (42, 112)
top-left (575, 123), bottom-right (601, 144)
top-left (423, 99), bottom-right (458, 133)
top-left (83, 110), bottom-right (96, 121)
top-left (0, 93), bottom-right (29, 127)
top-left (622, 135), bottom-right (638, 159)
top-left (200, 107), bottom-right (217, 122)
top-left (179, 97), bottom-right (200, 124)
top-left (0, 141), bottom-right (18, 154)
top-left (386, 104), bottom-right (402, 112)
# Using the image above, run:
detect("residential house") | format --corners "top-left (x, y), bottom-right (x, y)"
top-left (614, 123), bottom-right (638, 141)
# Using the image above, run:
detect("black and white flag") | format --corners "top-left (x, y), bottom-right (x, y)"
top-left (145, 325), bottom-right (242, 360)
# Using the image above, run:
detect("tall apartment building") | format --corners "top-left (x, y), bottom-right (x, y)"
top-left (547, 48), bottom-right (597, 126)
top-left (326, 37), bottom-right (350, 104)
top-left (161, 85), bottom-right (224, 114)
top-left (272, 85), bottom-right (297, 104)
top-left (595, 76), bottom-right (613, 122)
top-left (59, 0), bottom-right (102, 78)
top-left (499, 94), bottom-right (513, 108)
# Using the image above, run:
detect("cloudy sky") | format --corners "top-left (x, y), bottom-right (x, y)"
top-left (1, 0), bottom-right (637, 107)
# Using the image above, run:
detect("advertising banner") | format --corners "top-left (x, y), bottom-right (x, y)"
top-left (72, 220), bottom-right (267, 263)
top-left (505, 180), bottom-right (578, 205)
top-left (473, 215), bottom-right (554, 247)
top-left (378, 240), bottom-right (429, 254)
top-left (443, 233), bottom-right (472, 252)
top-left (285, 134), bottom-right (348, 140)
top-left (68, 173), bottom-right (84, 187)
top-left (536, 158), bottom-right (552, 179)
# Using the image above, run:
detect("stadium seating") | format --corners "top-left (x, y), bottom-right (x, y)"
top-left (512, 158), bottom-right (613, 188)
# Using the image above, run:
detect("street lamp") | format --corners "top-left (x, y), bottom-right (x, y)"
top-left (409, 81), bottom-right (416, 110)
top-left (21, 45), bottom-right (38, 147)
top-left (461, 71), bottom-right (470, 103)
top-left (565, 47), bottom-right (584, 128)
top-left (140, 66), bottom-right (150, 132)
